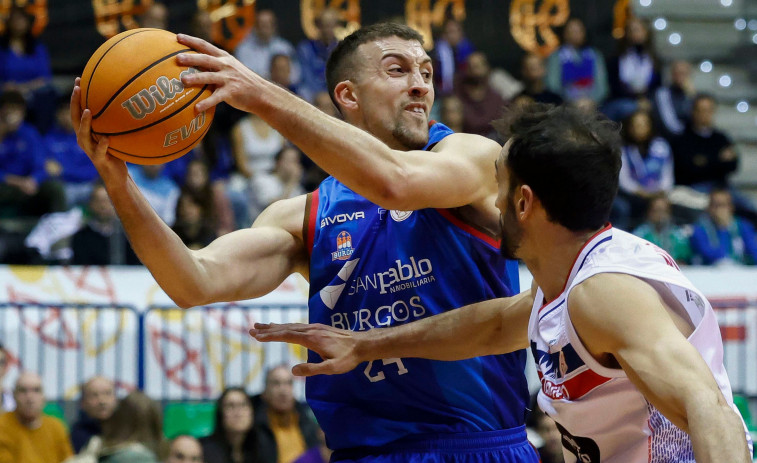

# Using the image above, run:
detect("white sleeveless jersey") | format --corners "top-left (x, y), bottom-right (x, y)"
top-left (529, 225), bottom-right (752, 462)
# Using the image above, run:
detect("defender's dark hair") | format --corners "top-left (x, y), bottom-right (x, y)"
top-left (494, 104), bottom-right (622, 231)
top-left (325, 22), bottom-right (424, 110)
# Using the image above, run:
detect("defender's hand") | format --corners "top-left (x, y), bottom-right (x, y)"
top-left (250, 323), bottom-right (363, 377)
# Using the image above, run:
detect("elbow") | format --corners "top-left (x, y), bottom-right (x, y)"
top-left (165, 278), bottom-right (211, 309)
top-left (371, 169), bottom-right (415, 211)
top-left (168, 291), bottom-right (205, 310)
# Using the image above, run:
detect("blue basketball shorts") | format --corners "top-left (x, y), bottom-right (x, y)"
top-left (330, 426), bottom-right (539, 463)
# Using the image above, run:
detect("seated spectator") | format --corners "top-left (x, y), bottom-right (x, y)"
top-left (604, 16), bottom-right (660, 121)
top-left (165, 435), bottom-right (203, 463)
top-left (140, 2), bottom-right (168, 29)
top-left (515, 53), bottom-right (562, 106)
top-left (439, 94), bottom-right (464, 133)
top-left (181, 159), bottom-right (233, 236)
top-left (231, 115), bottom-right (285, 179)
top-left (690, 189), bottom-right (757, 266)
top-left (455, 52), bottom-right (506, 140)
top-left (612, 109), bottom-right (674, 229)
top-left (652, 60), bottom-right (695, 138)
top-left (251, 147), bottom-right (305, 211)
top-left (70, 376), bottom-right (117, 453)
top-left (0, 89), bottom-right (64, 217)
top-left (431, 17), bottom-right (475, 96)
top-left (0, 342), bottom-right (13, 412)
top-left (0, 6), bottom-right (57, 133)
top-left (235, 10), bottom-right (300, 83)
top-left (97, 391), bottom-right (163, 463)
top-left (230, 114), bottom-right (285, 223)
top-left (128, 164), bottom-right (180, 226)
top-left (44, 97), bottom-right (99, 207)
top-left (0, 371), bottom-right (73, 463)
top-left (546, 17), bottom-right (608, 106)
top-left (269, 54), bottom-right (300, 95)
top-left (671, 93), bottom-right (757, 221)
top-left (71, 184), bottom-right (139, 265)
top-left (291, 429), bottom-right (329, 463)
top-left (296, 8), bottom-right (339, 102)
top-left (200, 387), bottom-right (261, 463)
top-left (254, 366), bottom-right (319, 463)
top-left (172, 191), bottom-right (216, 250)
top-left (633, 194), bottom-right (692, 264)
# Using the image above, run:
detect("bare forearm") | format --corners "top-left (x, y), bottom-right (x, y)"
top-left (253, 81), bottom-right (405, 207)
top-left (356, 292), bottom-right (530, 362)
top-left (102, 174), bottom-right (207, 307)
top-left (687, 398), bottom-right (751, 462)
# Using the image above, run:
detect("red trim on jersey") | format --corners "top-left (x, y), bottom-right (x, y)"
top-left (538, 223), bottom-right (613, 313)
top-left (562, 368), bottom-right (613, 400)
top-left (306, 189), bottom-right (319, 256)
top-left (540, 368), bottom-right (612, 401)
top-left (435, 208), bottom-right (500, 249)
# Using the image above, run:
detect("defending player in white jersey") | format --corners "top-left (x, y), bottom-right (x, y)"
top-left (251, 104), bottom-right (753, 463)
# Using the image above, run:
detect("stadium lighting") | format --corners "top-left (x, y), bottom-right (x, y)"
top-left (748, 19), bottom-right (757, 30)
top-left (668, 33), bottom-right (682, 45)
top-left (737, 101), bottom-right (749, 113)
top-left (654, 18), bottom-right (667, 31)
top-left (735, 19), bottom-right (747, 30)
top-left (719, 75), bottom-right (732, 87)
top-left (720, 0), bottom-right (733, 7)
top-left (639, 0), bottom-right (652, 7)
top-left (700, 61), bottom-right (713, 73)
top-left (753, 33), bottom-right (757, 44)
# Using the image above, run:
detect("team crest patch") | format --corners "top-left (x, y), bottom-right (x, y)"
top-left (332, 231), bottom-right (355, 261)
top-left (390, 210), bottom-right (413, 222)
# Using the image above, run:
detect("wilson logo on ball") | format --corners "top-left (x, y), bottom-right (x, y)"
top-left (121, 68), bottom-right (198, 120)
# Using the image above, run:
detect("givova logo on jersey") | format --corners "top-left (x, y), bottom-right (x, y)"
top-left (332, 231), bottom-right (354, 261)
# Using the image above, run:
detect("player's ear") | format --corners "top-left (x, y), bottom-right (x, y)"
top-left (519, 184), bottom-right (534, 220)
top-left (334, 81), bottom-right (358, 112)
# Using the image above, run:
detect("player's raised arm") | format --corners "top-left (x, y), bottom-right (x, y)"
top-left (176, 30), bottom-right (497, 212)
top-left (251, 288), bottom-right (533, 377)
top-left (71, 83), bottom-right (308, 309)
top-left (568, 273), bottom-right (751, 463)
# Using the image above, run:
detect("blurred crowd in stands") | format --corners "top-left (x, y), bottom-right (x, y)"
top-left (1, 3), bottom-right (756, 268)
top-left (0, 340), bottom-right (333, 463)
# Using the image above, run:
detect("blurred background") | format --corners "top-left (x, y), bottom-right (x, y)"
top-left (0, 1), bottom-right (756, 462)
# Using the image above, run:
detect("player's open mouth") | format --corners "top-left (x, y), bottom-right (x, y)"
top-left (404, 104), bottom-right (427, 119)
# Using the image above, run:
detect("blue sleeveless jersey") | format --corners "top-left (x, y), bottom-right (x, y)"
top-left (304, 123), bottom-right (529, 451)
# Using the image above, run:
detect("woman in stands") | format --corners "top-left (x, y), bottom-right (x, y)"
top-left (201, 387), bottom-right (262, 463)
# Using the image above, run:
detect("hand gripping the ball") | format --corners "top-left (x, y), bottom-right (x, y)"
top-left (177, 34), bottom-right (273, 115)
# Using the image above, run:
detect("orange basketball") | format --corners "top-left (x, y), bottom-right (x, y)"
top-left (79, 28), bottom-right (215, 165)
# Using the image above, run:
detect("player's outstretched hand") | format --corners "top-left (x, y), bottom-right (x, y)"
top-left (176, 34), bottom-right (264, 115)
top-left (70, 78), bottom-right (127, 179)
top-left (250, 323), bottom-right (362, 377)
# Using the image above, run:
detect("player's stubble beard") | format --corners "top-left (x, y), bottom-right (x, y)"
top-left (499, 194), bottom-right (523, 260)
top-left (393, 108), bottom-right (429, 150)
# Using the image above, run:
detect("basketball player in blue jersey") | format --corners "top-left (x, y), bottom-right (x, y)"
top-left (252, 104), bottom-right (753, 463)
top-left (71, 23), bottom-right (538, 463)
